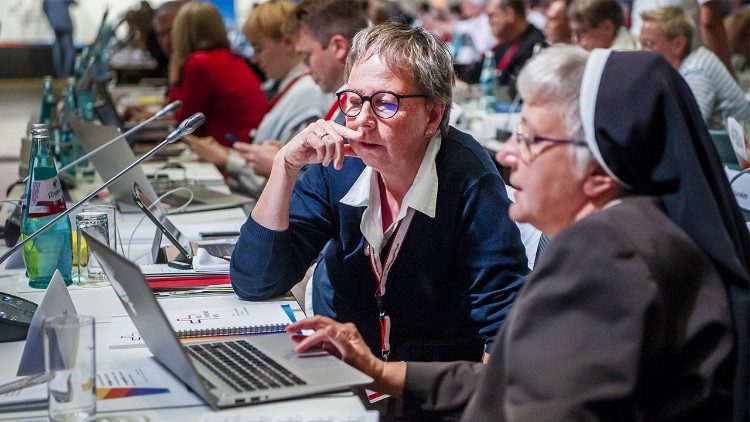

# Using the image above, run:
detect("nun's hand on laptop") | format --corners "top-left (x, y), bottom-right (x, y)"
top-left (287, 316), bottom-right (383, 379)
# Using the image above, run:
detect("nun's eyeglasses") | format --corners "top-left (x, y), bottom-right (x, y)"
top-left (515, 124), bottom-right (587, 162)
top-left (336, 90), bottom-right (430, 119)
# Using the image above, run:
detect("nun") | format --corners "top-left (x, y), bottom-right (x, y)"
top-left (284, 45), bottom-right (750, 421)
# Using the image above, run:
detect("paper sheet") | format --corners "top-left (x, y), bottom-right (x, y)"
top-left (96, 357), bottom-right (203, 412)
top-left (109, 301), bottom-right (298, 349)
top-left (17, 270), bottom-right (78, 375)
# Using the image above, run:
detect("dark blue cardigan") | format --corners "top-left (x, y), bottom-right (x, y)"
top-left (231, 127), bottom-right (528, 361)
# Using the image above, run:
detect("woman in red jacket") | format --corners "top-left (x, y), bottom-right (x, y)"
top-left (168, 2), bottom-right (267, 147)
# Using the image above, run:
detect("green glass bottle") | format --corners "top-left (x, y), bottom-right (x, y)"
top-left (22, 126), bottom-right (73, 288)
top-left (39, 76), bottom-right (56, 130)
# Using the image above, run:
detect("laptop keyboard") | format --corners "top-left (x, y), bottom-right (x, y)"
top-left (185, 340), bottom-right (307, 393)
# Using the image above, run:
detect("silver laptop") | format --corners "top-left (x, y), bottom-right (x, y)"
top-left (70, 119), bottom-right (252, 214)
top-left (84, 231), bottom-right (373, 409)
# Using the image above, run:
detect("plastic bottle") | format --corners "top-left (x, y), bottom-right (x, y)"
top-left (22, 125), bottom-right (73, 288)
top-left (479, 51), bottom-right (498, 112)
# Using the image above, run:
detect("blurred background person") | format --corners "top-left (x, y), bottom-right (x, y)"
top-left (639, 7), bottom-right (750, 128)
top-left (630, 0), bottom-right (734, 75)
top-left (452, 0), bottom-right (497, 83)
top-left (487, 0), bottom-right (547, 98)
top-left (42, 0), bottom-right (77, 78)
top-left (545, 0), bottom-right (572, 43)
top-left (526, 0), bottom-right (550, 31)
top-left (276, 0), bottom-right (368, 120)
top-left (724, 4), bottom-right (750, 90)
top-left (184, 0), bottom-right (331, 198)
top-left (366, 0), bottom-right (415, 25)
top-left (145, 0), bottom-right (185, 79)
top-left (568, 0), bottom-right (638, 50)
top-left (167, 2), bottom-right (267, 149)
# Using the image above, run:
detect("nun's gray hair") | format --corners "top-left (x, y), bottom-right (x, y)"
top-left (517, 45), bottom-right (593, 175)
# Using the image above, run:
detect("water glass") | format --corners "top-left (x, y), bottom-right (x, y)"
top-left (75, 211), bottom-right (109, 283)
top-left (81, 204), bottom-right (117, 254)
top-left (44, 314), bottom-right (96, 422)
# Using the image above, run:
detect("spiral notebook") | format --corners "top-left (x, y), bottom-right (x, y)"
top-left (109, 302), bottom-right (297, 349)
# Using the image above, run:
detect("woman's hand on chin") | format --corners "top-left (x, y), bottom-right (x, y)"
top-left (279, 119), bottom-right (363, 173)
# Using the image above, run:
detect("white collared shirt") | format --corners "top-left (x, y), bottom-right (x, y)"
top-left (340, 133), bottom-right (442, 253)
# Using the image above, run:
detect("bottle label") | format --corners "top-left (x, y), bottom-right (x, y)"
top-left (28, 177), bottom-right (66, 217)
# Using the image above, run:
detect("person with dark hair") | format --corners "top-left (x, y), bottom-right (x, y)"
top-left (286, 46), bottom-right (749, 421)
top-left (486, 0), bottom-right (547, 98)
top-left (144, 0), bottom-right (185, 78)
top-left (42, 0), bottom-right (77, 78)
top-left (545, 0), bottom-right (572, 43)
top-left (231, 23), bottom-right (528, 364)
top-left (568, 0), bottom-right (638, 49)
top-left (287, 0), bottom-right (368, 106)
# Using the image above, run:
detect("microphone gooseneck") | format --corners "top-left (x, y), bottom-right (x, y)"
top-left (165, 112), bottom-right (205, 144)
top-left (0, 113), bottom-right (205, 266)
top-left (26, 100), bottom-right (184, 182)
top-left (155, 100), bottom-right (182, 118)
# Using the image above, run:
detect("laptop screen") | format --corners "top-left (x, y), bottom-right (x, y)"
top-left (81, 231), bottom-right (212, 403)
top-left (92, 81), bottom-right (123, 129)
top-left (132, 182), bottom-right (193, 261)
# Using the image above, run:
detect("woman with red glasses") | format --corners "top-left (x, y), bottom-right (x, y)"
top-left (230, 23), bottom-right (529, 364)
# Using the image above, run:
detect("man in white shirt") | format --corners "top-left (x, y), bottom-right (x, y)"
top-left (640, 6), bottom-right (750, 128)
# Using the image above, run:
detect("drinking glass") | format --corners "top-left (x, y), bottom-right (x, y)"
top-left (44, 314), bottom-right (96, 422)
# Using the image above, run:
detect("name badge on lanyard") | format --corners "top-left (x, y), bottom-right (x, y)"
top-left (366, 208), bottom-right (415, 361)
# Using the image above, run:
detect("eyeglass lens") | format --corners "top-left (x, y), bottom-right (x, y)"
top-left (340, 92), bottom-right (400, 119)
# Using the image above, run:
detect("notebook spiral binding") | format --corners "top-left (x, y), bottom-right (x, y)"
top-left (176, 323), bottom-right (292, 338)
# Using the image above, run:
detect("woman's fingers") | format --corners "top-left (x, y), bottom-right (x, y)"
top-left (282, 120), bottom-right (363, 170)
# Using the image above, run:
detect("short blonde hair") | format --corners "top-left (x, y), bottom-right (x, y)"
top-left (170, 2), bottom-right (229, 83)
top-left (641, 6), bottom-right (695, 53)
top-left (243, 0), bottom-right (296, 42)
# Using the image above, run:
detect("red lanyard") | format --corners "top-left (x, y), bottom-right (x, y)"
top-left (267, 72), bottom-right (309, 111)
top-left (497, 40), bottom-right (520, 72)
top-left (324, 100), bottom-right (339, 121)
top-left (366, 208), bottom-right (415, 360)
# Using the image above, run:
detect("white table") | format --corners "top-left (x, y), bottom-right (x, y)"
top-left (0, 154), bottom-right (369, 420)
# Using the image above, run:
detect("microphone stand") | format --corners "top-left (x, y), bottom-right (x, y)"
top-left (26, 100), bottom-right (183, 181)
top-left (1, 113), bottom-right (204, 265)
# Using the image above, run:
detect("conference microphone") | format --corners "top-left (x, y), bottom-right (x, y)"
top-left (0, 112), bottom-right (205, 266)
top-left (37, 100), bottom-right (183, 180)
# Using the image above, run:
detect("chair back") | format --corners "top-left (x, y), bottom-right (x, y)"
top-left (710, 129), bottom-right (740, 170)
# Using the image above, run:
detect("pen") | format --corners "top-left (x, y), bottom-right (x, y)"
top-left (0, 372), bottom-right (55, 395)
